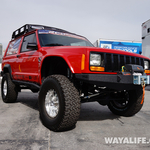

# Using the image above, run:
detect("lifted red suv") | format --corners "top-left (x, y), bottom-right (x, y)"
top-left (1, 24), bottom-right (150, 131)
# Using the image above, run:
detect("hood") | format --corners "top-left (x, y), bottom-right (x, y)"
top-left (41, 46), bottom-right (150, 60)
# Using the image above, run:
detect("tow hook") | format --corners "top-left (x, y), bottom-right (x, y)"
top-left (141, 78), bottom-right (145, 104)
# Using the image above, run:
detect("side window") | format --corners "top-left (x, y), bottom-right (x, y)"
top-left (6, 38), bottom-right (21, 56)
top-left (21, 33), bottom-right (37, 52)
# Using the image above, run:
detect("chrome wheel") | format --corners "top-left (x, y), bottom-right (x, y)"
top-left (3, 81), bottom-right (7, 96)
top-left (45, 89), bottom-right (59, 118)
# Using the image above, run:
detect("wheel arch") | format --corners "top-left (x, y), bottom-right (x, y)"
top-left (40, 56), bottom-right (73, 82)
top-left (2, 64), bottom-right (12, 79)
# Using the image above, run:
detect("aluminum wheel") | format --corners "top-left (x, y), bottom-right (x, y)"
top-left (3, 81), bottom-right (7, 96)
top-left (45, 89), bottom-right (59, 118)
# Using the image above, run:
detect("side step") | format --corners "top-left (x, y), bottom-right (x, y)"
top-left (13, 80), bottom-right (40, 90)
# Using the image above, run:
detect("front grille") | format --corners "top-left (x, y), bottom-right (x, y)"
top-left (104, 53), bottom-right (145, 72)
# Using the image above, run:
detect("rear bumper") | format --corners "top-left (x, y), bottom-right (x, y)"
top-left (75, 74), bottom-right (150, 90)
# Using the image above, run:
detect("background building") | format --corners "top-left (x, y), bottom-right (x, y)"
top-left (93, 39), bottom-right (142, 54)
top-left (0, 43), bottom-right (3, 71)
top-left (142, 19), bottom-right (150, 58)
top-left (0, 43), bottom-right (2, 61)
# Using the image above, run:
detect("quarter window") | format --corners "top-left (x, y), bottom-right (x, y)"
top-left (6, 38), bottom-right (21, 56)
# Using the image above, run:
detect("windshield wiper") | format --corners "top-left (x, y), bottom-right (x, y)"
top-left (45, 43), bottom-right (64, 46)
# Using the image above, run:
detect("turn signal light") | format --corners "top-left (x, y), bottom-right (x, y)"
top-left (145, 70), bottom-right (150, 74)
top-left (90, 66), bottom-right (105, 72)
top-left (81, 54), bottom-right (85, 70)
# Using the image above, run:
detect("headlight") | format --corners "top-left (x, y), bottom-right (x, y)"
top-left (144, 60), bottom-right (149, 70)
top-left (90, 54), bottom-right (101, 66)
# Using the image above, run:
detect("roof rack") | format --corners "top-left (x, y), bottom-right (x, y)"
top-left (11, 24), bottom-right (77, 40)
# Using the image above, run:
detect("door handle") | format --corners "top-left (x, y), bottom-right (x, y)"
top-left (16, 55), bottom-right (21, 58)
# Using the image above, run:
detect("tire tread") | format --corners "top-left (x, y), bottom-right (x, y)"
top-left (1, 73), bottom-right (18, 103)
top-left (39, 75), bottom-right (80, 131)
top-left (108, 88), bottom-right (143, 117)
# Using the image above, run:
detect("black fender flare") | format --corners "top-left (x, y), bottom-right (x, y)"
top-left (1, 64), bottom-right (13, 79)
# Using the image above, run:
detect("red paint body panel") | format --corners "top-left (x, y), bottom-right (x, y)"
top-left (39, 46), bottom-right (84, 74)
top-left (2, 29), bottom-right (150, 86)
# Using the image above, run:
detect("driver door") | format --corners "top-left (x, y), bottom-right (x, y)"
top-left (16, 32), bottom-right (39, 83)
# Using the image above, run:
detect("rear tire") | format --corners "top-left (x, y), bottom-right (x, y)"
top-left (39, 75), bottom-right (80, 131)
top-left (108, 88), bottom-right (143, 116)
top-left (1, 73), bottom-right (18, 103)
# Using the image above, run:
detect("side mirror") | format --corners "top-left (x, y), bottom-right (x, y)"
top-left (27, 43), bottom-right (38, 50)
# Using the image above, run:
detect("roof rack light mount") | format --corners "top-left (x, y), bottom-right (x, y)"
top-left (11, 24), bottom-right (45, 40)
top-left (11, 24), bottom-right (83, 40)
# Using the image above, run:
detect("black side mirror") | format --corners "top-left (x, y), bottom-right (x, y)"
top-left (27, 43), bottom-right (38, 50)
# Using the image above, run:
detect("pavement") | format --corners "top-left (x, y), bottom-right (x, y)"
top-left (0, 86), bottom-right (150, 150)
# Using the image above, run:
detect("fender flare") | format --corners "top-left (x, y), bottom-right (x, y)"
top-left (2, 64), bottom-right (13, 79)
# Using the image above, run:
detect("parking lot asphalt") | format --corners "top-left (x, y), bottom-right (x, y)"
top-left (0, 86), bottom-right (150, 150)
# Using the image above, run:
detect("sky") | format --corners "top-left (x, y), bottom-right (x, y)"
top-left (0, 0), bottom-right (150, 50)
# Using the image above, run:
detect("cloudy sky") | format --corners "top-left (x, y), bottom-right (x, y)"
top-left (0, 0), bottom-right (150, 49)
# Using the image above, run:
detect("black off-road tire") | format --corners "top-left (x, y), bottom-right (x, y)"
top-left (31, 89), bottom-right (39, 93)
top-left (38, 75), bottom-right (81, 131)
top-left (1, 73), bottom-right (18, 103)
top-left (108, 88), bottom-right (144, 117)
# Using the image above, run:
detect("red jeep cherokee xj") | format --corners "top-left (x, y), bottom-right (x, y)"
top-left (1, 24), bottom-right (150, 131)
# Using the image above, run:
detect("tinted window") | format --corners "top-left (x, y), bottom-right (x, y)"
top-left (6, 38), bottom-right (21, 56)
top-left (38, 30), bottom-right (94, 47)
top-left (21, 33), bottom-right (37, 52)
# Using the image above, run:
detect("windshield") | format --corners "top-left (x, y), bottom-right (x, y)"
top-left (38, 30), bottom-right (94, 47)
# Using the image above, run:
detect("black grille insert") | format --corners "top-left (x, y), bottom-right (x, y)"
top-left (104, 53), bottom-right (145, 72)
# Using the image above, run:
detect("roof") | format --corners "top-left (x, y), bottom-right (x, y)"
top-left (11, 24), bottom-right (83, 40)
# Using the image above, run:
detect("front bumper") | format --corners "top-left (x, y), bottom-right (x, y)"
top-left (75, 74), bottom-right (150, 90)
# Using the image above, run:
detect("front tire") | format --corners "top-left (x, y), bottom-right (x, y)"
top-left (39, 75), bottom-right (80, 131)
top-left (108, 88), bottom-right (144, 116)
top-left (1, 73), bottom-right (18, 103)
